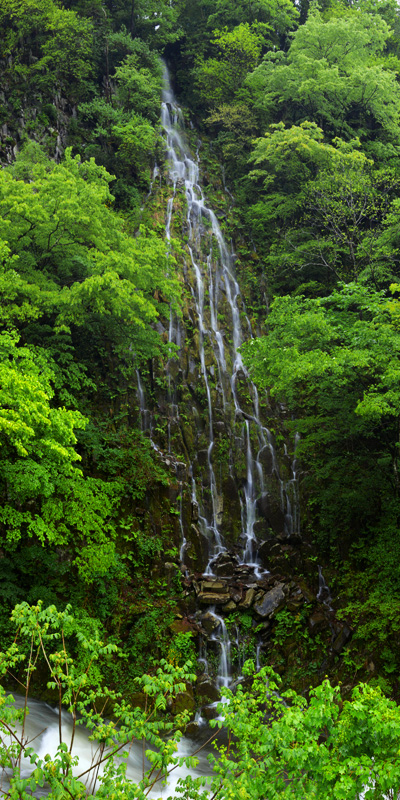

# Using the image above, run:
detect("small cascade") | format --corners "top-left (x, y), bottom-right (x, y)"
top-left (178, 481), bottom-right (187, 564)
top-left (209, 611), bottom-right (231, 691)
top-left (255, 641), bottom-right (262, 672)
top-left (317, 566), bottom-right (333, 611)
top-left (146, 162), bottom-right (160, 200)
top-left (198, 634), bottom-right (209, 677)
top-left (283, 432), bottom-right (301, 537)
top-left (136, 369), bottom-right (151, 434)
top-left (241, 420), bottom-right (258, 567)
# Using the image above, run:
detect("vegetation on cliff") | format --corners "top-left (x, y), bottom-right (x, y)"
top-left (2, 0), bottom-right (400, 794)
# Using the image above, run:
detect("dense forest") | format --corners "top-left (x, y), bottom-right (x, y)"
top-left (3, 0), bottom-right (400, 796)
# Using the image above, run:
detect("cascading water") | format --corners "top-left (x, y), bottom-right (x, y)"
top-left (317, 565), bottom-right (333, 611)
top-left (209, 610), bottom-right (231, 692)
top-left (161, 66), bottom-right (273, 573)
top-left (136, 369), bottom-right (150, 433)
top-left (0, 696), bottom-right (212, 798)
top-left (158, 64), bottom-right (301, 691)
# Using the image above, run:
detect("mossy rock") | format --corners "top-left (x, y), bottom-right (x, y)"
top-left (128, 692), bottom-right (147, 710)
top-left (171, 689), bottom-right (195, 716)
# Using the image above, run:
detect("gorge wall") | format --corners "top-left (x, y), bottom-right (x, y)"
top-left (132, 67), bottom-right (352, 711)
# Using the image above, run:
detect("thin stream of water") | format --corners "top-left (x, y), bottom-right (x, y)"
top-left (160, 64), bottom-right (302, 689)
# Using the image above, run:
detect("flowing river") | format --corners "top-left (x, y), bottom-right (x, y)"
top-left (0, 695), bottom-right (215, 798)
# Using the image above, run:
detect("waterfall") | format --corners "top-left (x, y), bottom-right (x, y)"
top-left (159, 64), bottom-right (301, 690)
top-left (161, 65), bottom-right (273, 571)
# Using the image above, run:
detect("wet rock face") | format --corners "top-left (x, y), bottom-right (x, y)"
top-left (210, 552), bottom-right (239, 577)
top-left (170, 689), bottom-right (196, 716)
top-left (332, 624), bottom-right (352, 654)
top-left (142, 69), bottom-right (303, 576)
top-left (196, 679), bottom-right (221, 703)
top-left (254, 584), bottom-right (286, 618)
top-left (256, 494), bottom-right (286, 535)
top-left (200, 611), bottom-right (221, 635)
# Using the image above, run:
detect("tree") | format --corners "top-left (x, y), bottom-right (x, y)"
top-left (246, 122), bottom-right (400, 292)
top-left (113, 42), bottom-right (162, 122)
top-left (241, 283), bottom-right (400, 555)
top-left (0, 330), bottom-right (86, 545)
top-left (247, 5), bottom-right (400, 142)
top-left (194, 24), bottom-right (264, 107)
top-left (0, 148), bottom-right (180, 353)
top-left (205, 0), bottom-right (299, 36)
top-left (3, 608), bottom-right (400, 799)
top-left (0, 0), bottom-right (94, 101)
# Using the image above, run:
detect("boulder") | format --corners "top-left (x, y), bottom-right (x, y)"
top-left (169, 618), bottom-right (195, 635)
top-left (222, 600), bottom-right (237, 613)
top-left (212, 553), bottom-right (239, 578)
top-left (129, 692), bottom-right (147, 709)
top-left (332, 624), bottom-right (352, 654)
top-left (201, 580), bottom-right (228, 593)
top-left (171, 690), bottom-right (196, 716)
top-left (308, 611), bottom-right (327, 637)
top-left (200, 611), bottom-right (220, 635)
top-left (202, 704), bottom-right (220, 720)
top-left (254, 584), bottom-right (285, 618)
top-left (196, 680), bottom-right (221, 703)
top-left (214, 561), bottom-right (235, 577)
top-left (198, 592), bottom-right (230, 605)
top-left (298, 580), bottom-right (316, 604)
top-left (234, 565), bottom-right (255, 580)
top-left (185, 721), bottom-right (202, 738)
top-left (239, 588), bottom-right (256, 609)
top-left (287, 593), bottom-right (304, 612)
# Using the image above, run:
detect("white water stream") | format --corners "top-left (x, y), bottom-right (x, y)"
top-left (0, 696), bottom-right (214, 798)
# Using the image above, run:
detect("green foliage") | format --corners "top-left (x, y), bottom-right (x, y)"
top-left (5, 606), bottom-right (400, 799)
top-left (246, 121), bottom-right (400, 291)
top-left (0, 602), bottom-right (198, 799)
top-left (242, 283), bottom-right (400, 549)
top-left (168, 632), bottom-right (198, 666)
top-left (194, 24), bottom-right (264, 107)
top-left (0, 0), bottom-right (94, 101)
top-left (247, 5), bottom-right (400, 139)
top-left (113, 43), bottom-right (162, 121)
top-left (208, 661), bottom-right (400, 799)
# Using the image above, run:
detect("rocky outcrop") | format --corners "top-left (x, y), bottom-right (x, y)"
top-left (254, 584), bottom-right (285, 618)
top-left (172, 553), bottom-right (352, 717)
